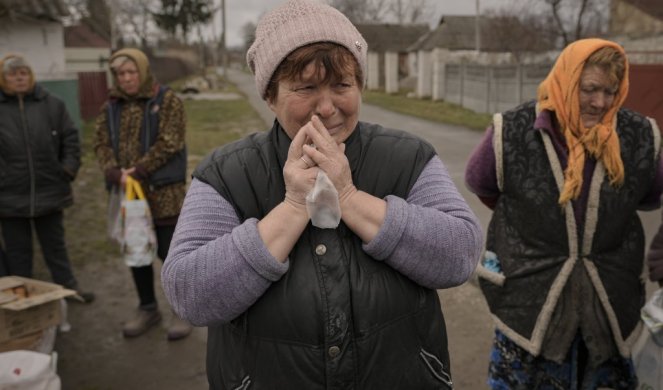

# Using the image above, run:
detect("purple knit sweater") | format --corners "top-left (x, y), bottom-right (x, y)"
top-left (162, 156), bottom-right (483, 326)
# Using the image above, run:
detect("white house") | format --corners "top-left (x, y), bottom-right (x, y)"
top-left (0, 0), bottom-right (83, 125)
top-left (64, 24), bottom-right (112, 86)
top-left (0, 0), bottom-right (70, 80)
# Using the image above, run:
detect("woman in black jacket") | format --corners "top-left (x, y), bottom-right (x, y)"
top-left (0, 54), bottom-right (93, 302)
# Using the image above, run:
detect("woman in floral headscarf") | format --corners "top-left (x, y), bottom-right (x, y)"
top-left (94, 48), bottom-right (191, 340)
top-left (466, 38), bottom-right (663, 389)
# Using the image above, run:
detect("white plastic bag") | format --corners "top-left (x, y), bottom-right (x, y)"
top-left (121, 177), bottom-right (157, 267)
top-left (305, 170), bottom-right (341, 229)
top-left (107, 185), bottom-right (124, 245)
top-left (0, 350), bottom-right (60, 390)
top-left (633, 288), bottom-right (663, 390)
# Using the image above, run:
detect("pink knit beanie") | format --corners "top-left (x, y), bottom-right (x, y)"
top-left (246, 0), bottom-right (368, 100)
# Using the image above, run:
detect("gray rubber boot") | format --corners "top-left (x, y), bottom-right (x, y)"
top-left (167, 310), bottom-right (192, 341)
top-left (122, 309), bottom-right (162, 338)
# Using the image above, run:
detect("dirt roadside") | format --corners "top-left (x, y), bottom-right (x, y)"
top-left (53, 259), bottom-right (208, 390)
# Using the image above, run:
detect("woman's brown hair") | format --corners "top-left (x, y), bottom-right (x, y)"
top-left (585, 46), bottom-right (626, 88)
top-left (264, 42), bottom-right (363, 101)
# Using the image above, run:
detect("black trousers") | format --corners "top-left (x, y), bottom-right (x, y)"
top-left (0, 241), bottom-right (7, 276)
top-left (131, 224), bottom-right (175, 310)
top-left (1, 211), bottom-right (79, 289)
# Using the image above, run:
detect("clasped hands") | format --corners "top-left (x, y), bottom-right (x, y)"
top-left (120, 167), bottom-right (136, 187)
top-left (284, 116), bottom-right (356, 211)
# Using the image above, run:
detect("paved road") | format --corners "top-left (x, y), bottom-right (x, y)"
top-left (226, 67), bottom-right (663, 389)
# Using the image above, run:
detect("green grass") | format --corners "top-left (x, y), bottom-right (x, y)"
top-left (168, 71), bottom-right (242, 94)
top-left (184, 98), bottom-right (264, 156)
top-left (363, 90), bottom-right (492, 131)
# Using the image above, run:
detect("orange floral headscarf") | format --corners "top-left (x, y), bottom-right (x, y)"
top-left (537, 38), bottom-right (629, 205)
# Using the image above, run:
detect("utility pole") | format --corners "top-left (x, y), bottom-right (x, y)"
top-left (221, 0), bottom-right (227, 77)
top-left (108, 0), bottom-right (118, 51)
top-left (211, 0), bottom-right (219, 68)
top-left (475, 0), bottom-right (481, 52)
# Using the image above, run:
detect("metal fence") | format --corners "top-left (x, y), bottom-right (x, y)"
top-left (441, 61), bottom-right (663, 123)
top-left (443, 63), bottom-right (552, 114)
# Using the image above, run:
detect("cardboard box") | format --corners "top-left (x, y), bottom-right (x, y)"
top-left (0, 328), bottom-right (57, 353)
top-left (0, 276), bottom-right (76, 343)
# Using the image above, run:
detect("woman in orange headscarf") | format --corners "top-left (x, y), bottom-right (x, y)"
top-left (466, 39), bottom-right (663, 388)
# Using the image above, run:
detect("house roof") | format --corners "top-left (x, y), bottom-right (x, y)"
top-left (409, 16), bottom-right (491, 52)
top-left (407, 15), bottom-right (547, 52)
top-left (355, 24), bottom-right (430, 52)
top-left (0, 0), bottom-right (69, 21)
top-left (65, 24), bottom-right (111, 48)
top-left (621, 0), bottom-right (663, 22)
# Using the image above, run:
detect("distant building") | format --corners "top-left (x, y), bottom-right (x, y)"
top-left (408, 16), bottom-right (502, 99)
top-left (0, 0), bottom-right (83, 125)
top-left (64, 24), bottom-right (112, 85)
top-left (609, 0), bottom-right (663, 127)
top-left (0, 0), bottom-right (69, 79)
top-left (354, 23), bottom-right (430, 93)
top-left (610, 0), bottom-right (663, 39)
top-left (64, 24), bottom-right (113, 120)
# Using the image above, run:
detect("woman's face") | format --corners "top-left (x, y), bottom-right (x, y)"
top-left (114, 60), bottom-right (141, 96)
top-left (4, 67), bottom-right (31, 94)
top-left (578, 65), bottom-right (618, 128)
top-left (267, 62), bottom-right (361, 143)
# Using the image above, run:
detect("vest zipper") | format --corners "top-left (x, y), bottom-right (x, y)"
top-left (18, 95), bottom-right (36, 217)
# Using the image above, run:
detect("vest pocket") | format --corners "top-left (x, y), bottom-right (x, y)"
top-left (419, 348), bottom-right (453, 389)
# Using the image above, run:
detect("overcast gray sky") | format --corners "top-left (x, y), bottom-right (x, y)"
top-left (221, 0), bottom-right (510, 48)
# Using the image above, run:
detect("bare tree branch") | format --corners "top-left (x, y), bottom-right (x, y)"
top-left (327, 0), bottom-right (423, 24)
top-left (483, 4), bottom-right (556, 60)
top-left (574, 0), bottom-right (589, 40)
top-left (546, 0), bottom-right (570, 45)
top-left (388, 0), bottom-right (429, 24)
top-left (115, 0), bottom-right (158, 47)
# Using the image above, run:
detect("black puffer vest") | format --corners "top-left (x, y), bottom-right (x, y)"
top-left (194, 121), bottom-right (453, 390)
top-left (479, 101), bottom-right (659, 356)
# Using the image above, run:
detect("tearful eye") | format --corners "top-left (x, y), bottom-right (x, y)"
top-left (295, 85), bottom-right (314, 92)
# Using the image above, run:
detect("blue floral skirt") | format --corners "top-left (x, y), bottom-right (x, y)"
top-left (488, 330), bottom-right (637, 390)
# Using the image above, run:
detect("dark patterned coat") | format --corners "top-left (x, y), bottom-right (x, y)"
top-left (477, 101), bottom-right (660, 358)
top-left (94, 86), bottom-right (186, 221)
